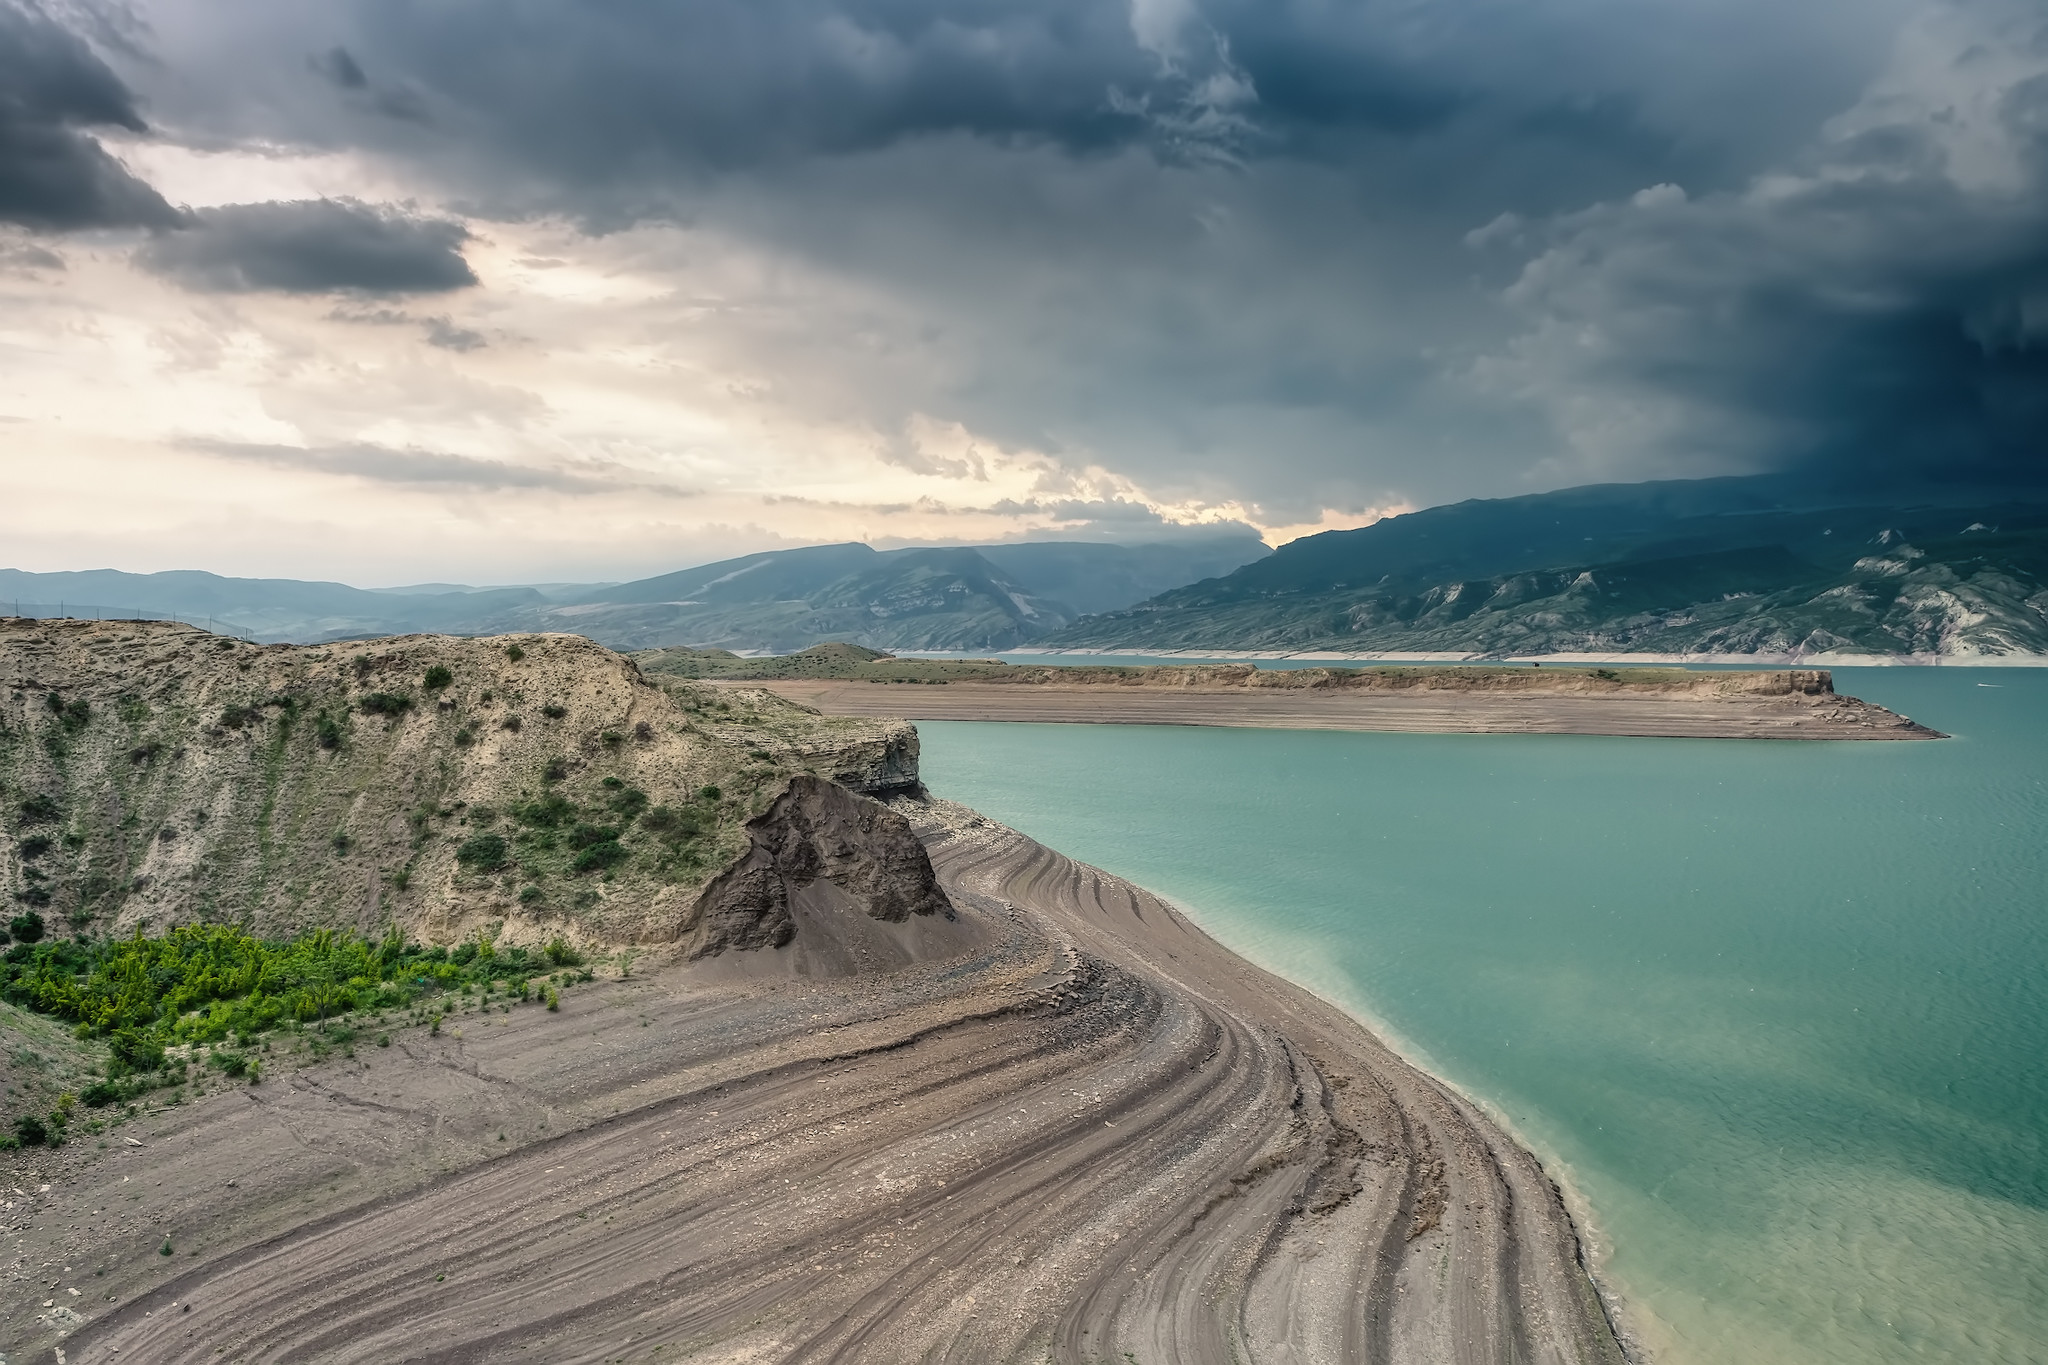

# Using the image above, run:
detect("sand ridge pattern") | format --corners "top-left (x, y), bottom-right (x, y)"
top-left (23, 802), bottom-right (1626, 1363)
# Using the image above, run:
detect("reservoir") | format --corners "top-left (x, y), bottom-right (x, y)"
top-left (916, 667), bottom-right (2048, 1364)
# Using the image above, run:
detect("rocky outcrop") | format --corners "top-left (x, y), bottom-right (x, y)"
top-left (684, 775), bottom-right (951, 959)
top-left (0, 619), bottom-right (932, 949)
top-left (778, 722), bottom-right (923, 795)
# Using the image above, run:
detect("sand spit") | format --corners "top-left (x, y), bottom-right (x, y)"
top-left (748, 677), bottom-right (1942, 740)
top-left (14, 799), bottom-right (1625, 1364)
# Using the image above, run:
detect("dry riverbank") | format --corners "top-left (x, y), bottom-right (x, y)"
top-left (746, 675), bottom-right (1942, 740)
top-left (9, 799), bottom-right (1625, 1364)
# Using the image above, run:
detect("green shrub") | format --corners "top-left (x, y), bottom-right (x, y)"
top-left (315, 710), bottom-right (344, 749)
top-left (108, 1028), bottom-right (165, 1076)
top-left (14, 1114), bottom-right (46, 1146)
top-left (454, 727), bottom-right (476, 747)
top-left (455, 834), bottom-right (510, 873)
top-left (608, 787), bottom-right (649, 819)
top-left (423, 665), bottom-right (454, 691)
top-left (540, 703), bottom-right (568, 720)
top-left (46, 695), bottom-right (91, 731)
top-left (600, 730), bottom-right (624, 746)
top-left (543, 937), bottom-right (582, 967)
top-left (17, 835), bottom-right (51, 860)
top-left (572, 840), bottom-right (626, 874)
top-left (501, 714), bottom-right (523, 732)
top-left (359, 692), bottom-right (413, 718)
top-left (545, 986), bottom-right (560, 1011)
top-left (513, 794), bottom-right (573, 828)
top-left (518, 885), bottom-right (543, 906)
top-left (504, 644), bottom-right (525, 662)
top-left (566, 823), bottom-right (622, 850)
top-left (541, 757), bottom-right (569, 782)
top-left (217, 703), bottom-right (262, 729)
top-left (698, 785), bottom-right (722, 802)
top-left (18, 794), bottom-right (60, 825)
top-left (8, 911), bottom-right (44, 943)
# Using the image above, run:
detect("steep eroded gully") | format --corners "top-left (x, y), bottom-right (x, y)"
top-left (11, 797), bottom-right (1625, 1364)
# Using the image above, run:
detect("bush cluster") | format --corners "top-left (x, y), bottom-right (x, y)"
top-left (0, 924), bottom-right (588, 1097)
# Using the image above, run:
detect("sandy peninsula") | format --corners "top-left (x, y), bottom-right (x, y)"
top-left (748, 665), bottom-right (1944, 740)
top-left (12, 797), bottom-right (1627, 1364)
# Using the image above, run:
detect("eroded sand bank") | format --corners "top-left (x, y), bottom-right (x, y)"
top-left (14, 801), bottom-right (1626, 1364)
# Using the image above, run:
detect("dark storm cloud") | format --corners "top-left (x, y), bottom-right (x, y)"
top-left (104, 0), bottom-right (2048, 506)
top-left (137, 198), bottom-right (477, 294)
top-left (1491, 0), bottom-right (2048, 490)
top-left (0, 0), bottom-right (177, 229)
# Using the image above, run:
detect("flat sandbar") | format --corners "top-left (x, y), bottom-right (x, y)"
top-left (741, 669), bottom-right (1943, 740)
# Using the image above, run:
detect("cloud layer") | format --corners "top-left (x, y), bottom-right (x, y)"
top-left (0, 0), bottom-right (2041, 581)
top-left (0, 0), bottom-right (176, 228)
top-left (137, 198), bottom-right (477, 293)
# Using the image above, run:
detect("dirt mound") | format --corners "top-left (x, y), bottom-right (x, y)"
top-left (687, 774), bottom-right (958, 967)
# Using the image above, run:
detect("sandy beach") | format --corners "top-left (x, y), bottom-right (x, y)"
top-left (12, 799), bottom-right (1625, 1364)
top-left (747, 677), bottom-right (1943, 740)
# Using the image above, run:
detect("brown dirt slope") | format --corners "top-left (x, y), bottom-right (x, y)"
top-left (14, 798), bottom-right (1626, 1364)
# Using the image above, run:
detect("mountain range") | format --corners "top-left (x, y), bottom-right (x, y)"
top-left (0, 537), bottom-right (1269, 653)
top-left (1046, 479), bottom-right (2048, 659)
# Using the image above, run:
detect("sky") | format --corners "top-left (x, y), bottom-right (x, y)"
top-left (0, 0), bottom-right (2043, 586)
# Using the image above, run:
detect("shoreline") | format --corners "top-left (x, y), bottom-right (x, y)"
top-left (18, 795), bottom-right (1629, 1364)
top-left (1110, 872), bottom-right (1647, 1364)
top-left (745, 677), bottom-right (1943, 740)
top-left (999, 646), bottom-right (2048, 667)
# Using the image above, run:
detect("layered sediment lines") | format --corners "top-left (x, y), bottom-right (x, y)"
top-left (33, 805), bottom-right (1625, 1364)
top-left (751, 678), bottom-right (1941, 740)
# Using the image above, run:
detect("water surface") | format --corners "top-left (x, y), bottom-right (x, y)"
top-left (917, 668), bottom-right (2048, 1364)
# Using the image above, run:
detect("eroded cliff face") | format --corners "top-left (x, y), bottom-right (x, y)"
top-left (684, 774), bottom-right (951, 960)
top-left (0, 619), bottom-right (924, 949)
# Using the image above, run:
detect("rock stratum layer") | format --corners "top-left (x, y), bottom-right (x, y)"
top-left (18, 797), bottom-right (1626, 1364)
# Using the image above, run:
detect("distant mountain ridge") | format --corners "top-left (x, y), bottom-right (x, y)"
top-left (0, 537), bottom-right (1269, 653)
top-left (1047, 480), bottom-right (2048, 659)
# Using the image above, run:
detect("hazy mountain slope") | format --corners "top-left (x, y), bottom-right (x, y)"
top-left (549, 547), bottom-right (1076, 652)
top-left (560, 542), bottom-right (882, 608)
top-left (0, 568), bottom-right (547, 643)
top-left (1049, 478), bottom-right (2048, 657)
top-left (1055, 525), bottom-right (2048, 657)
top-left (972, 537), bottom-right (1268, 615)
top-left (1, 539), bottom-right (1264, 652)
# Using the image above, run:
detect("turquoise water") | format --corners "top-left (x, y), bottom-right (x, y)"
top-left (916, 669), bottom-right (2048, 1364)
